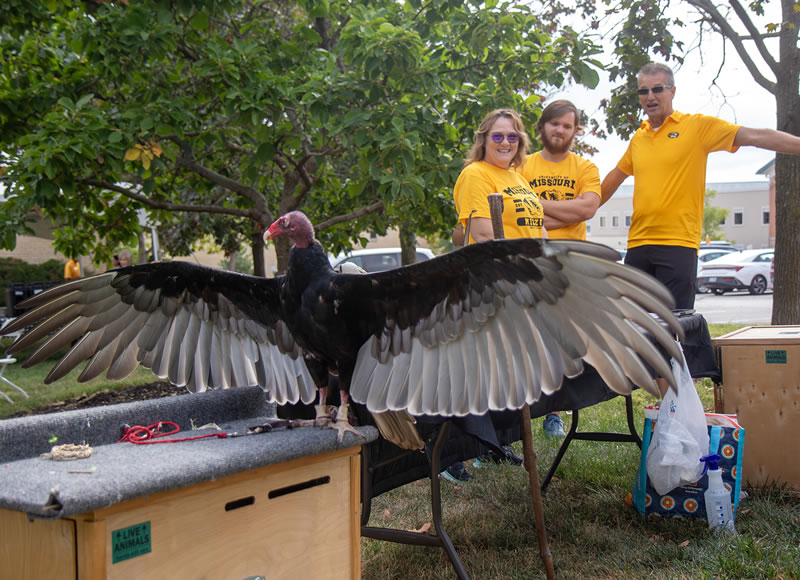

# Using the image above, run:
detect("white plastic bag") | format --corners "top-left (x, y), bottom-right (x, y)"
top-left (645, 344), bottom-right (709, 495)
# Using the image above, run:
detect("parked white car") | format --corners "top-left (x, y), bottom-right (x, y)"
top-left (696, 247), bottom-right (739, 293)
top-left (329, 247), bottom-right (435, 273)
top-left (697, 249), bottom-right (774, 295)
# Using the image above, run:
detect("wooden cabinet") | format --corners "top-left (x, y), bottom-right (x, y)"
top-left (714, 325), bottom-right (800, 491)
top-left (1, 448), bottom-right (361, 579)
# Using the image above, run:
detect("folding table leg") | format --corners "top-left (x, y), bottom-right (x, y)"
top-left (360, 421), bottom-right (469, 579)
top-left (540, 395), bottom-right (642, 492)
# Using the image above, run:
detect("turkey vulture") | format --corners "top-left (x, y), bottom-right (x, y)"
top-left (2, 211), bottom-right (682, 447)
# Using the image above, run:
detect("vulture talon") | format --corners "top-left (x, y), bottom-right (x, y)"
top-left (329, 404), bottom-right (364, 442)
top-left (314, 404), bottom-right (334, 427)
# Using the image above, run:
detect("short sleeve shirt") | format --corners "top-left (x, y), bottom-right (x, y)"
top-left (617, 111), bottom-right (740, 249)
top-left (453, 161), bottom-right (543, 241)
top-left (520, 152), bottom-right (601, 240)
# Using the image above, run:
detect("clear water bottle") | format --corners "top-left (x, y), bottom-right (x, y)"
top-left (700, 454), bottom-right (735, 532)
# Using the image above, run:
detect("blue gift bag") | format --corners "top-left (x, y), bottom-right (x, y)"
top-left (633, 412), bottom-right (745, 521)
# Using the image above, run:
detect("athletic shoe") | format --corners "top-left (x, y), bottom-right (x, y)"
top-left (543, 413), bottom-right (566, 437)
top-left (441, 461), bottom-right (471, 483)
top-left (473, 446), bottom-right (524, 467)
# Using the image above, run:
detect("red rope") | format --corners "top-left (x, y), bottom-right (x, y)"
top-left (118, 421), bottom-right (228, 444)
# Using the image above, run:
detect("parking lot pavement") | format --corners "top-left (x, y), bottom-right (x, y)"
top-left (694, 291), bottom-right (773, 325)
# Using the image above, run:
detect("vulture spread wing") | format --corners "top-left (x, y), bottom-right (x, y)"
top-left (337, 238), bottom-right (684, 417)
top-left (2, 261), bottom-right (316, 405)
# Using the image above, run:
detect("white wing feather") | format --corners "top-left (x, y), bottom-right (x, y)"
top-left (350, 242), bottom-right (683, 416)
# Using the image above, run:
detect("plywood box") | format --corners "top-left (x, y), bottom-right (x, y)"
top-left (1, 448), bottom-right (362, 579)
top-left (714, 325), bottom-right (800, 490)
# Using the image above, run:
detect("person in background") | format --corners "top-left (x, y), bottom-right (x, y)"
top-left (519, 99), bottom-right (601, 437)
top-left (601, 61), bottom-right (800, 311)
top-left (445, 108), bottom-right (541, 482)
top-left (64, 257), bottom-right (81, 280)
top-left (117, 250), bottom-right (133, 268)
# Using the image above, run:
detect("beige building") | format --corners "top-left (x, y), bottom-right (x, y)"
top-left (588, 175), bottom-right (773, 251)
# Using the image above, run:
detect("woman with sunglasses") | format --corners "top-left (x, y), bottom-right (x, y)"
top-left (453, 109), bottom-right (544, 243)
top-left (443, 109), bottom-right (542, 483)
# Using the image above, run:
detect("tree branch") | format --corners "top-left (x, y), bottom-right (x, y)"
top-left (726, 0), bottom-right (778, 73)
top-left (314, 201), bottom-right (385, 232)
top-left (77, 179), bottom-right (254, 218)
top-left (686, 0), bottom-right (777, 92)
top-left (169, 135), bottom-right (272, 221)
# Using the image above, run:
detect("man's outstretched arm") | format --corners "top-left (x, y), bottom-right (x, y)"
top-left (734, 127), bottom-right (800, 154)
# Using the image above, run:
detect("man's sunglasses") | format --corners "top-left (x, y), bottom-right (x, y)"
top-left (490, 133), bottom-right (519, 144)
top-left (637, 85), bottom-right (673, 96)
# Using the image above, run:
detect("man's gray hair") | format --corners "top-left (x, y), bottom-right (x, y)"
top-left (638, 62), bottom-right (674, 85)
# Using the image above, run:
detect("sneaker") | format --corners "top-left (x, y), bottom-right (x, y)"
top-left (543, 413), bottom-right (566, 438)
top-left (441, 461), bottom-right (471, 483)
top-left (473, 446), bottom-right (524, 467)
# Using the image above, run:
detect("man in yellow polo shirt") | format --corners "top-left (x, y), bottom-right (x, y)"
top-left (602, 62), bottom-right (800, 309)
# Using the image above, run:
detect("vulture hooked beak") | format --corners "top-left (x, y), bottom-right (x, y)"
top-left (263, 222), bottom-right (282, 242)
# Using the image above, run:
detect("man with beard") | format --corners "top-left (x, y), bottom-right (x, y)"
top-left (520, 99), bottom-right (601, 437)
top-left (521, 99), bottom-right (601, 241)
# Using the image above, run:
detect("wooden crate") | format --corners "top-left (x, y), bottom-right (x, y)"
top-left (1, 447), bottom-right (361, 579)
top-left (714, 325), bottom-right (800, 491)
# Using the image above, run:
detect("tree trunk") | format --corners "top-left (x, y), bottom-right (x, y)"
top-left (399, 223), bottom-right (417, 266)
top-left (771, 16), bottom-right (800, 325)
top-left (273, 237), bottom-right (292, 275)
top-left (251, 224), bottom-right (266, 278)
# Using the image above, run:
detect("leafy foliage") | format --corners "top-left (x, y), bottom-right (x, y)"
top-left (0, 0), bottom-right (602, 273)
top-left (702, 189), bottom-right (730, 241)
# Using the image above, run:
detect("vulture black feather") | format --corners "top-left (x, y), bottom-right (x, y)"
top-left (2, 211), bottom-right (684, 448)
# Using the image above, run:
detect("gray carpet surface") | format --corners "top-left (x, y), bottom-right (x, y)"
top-left (0, 387), bottom-right (377, 518)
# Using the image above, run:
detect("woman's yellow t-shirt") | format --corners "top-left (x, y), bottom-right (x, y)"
top-left (453, 161), bottom-right (543, 241)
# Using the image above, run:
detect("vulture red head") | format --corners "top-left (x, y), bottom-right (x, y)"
top-left (263, 211), bottom-right (315, 248)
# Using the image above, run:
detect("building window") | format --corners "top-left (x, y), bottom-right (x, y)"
top-left (598, 214), bottom-right (607, 228)
top-left (624, 212), bottom-right (632, 228)
top-left (762, 206), bottom-right (769, 225)
top-left (733, 208), bottom-right (744, 226)
top-left (611, 214), bottom-right (619, 228)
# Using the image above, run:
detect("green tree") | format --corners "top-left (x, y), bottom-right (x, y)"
top-left (702, 188), bottom-right (729, 241)
top-left (600, 0), bottom-right (800, 324)
top-left (0, 0), bottom-right (601, 274)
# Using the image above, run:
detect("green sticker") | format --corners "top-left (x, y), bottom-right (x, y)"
top-left (765, 350), bottom-right (787, 364)
top-left (112, 521), bottom-right (151, 563)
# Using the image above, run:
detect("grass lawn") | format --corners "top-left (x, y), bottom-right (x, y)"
top-left (2, 323), bottom-right (798, 577)
top-left (360, 323), bottom-right (800, 578)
